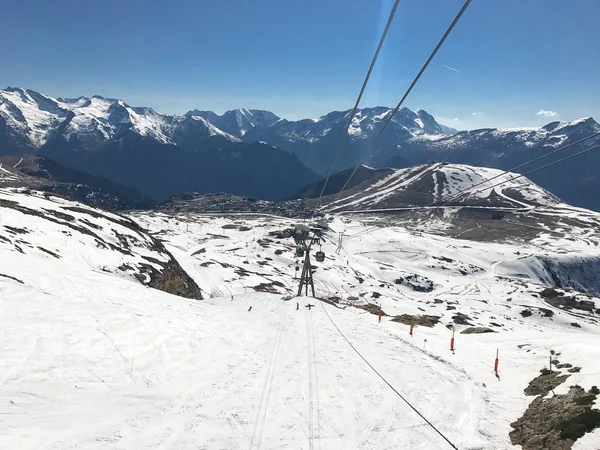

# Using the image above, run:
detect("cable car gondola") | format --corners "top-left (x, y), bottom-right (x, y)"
top-left (315, 250), bottom-right (325, 262)
top-left (295, 246), bottom-right (305, 258)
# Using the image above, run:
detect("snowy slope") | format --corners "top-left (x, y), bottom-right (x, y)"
top-left (319, 163), bottom-right (561, 212)
top-left (0, 187), bottom-right (201, 298)
top-left (1, 196), bottom-right (600, 448)
top-left (127, 210), bottom-right (600, 449)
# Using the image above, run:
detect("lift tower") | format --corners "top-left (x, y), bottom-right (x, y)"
top-left (293, 225), bottom-right (325, 297)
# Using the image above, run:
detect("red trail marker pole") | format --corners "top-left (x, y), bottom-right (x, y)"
top-left (378, 311), bottom-right (382, 323)
top-left (409, 324), bottom-right (414, 336)
top-left (450, 326), bottom-right (456, 352)
top-left (494, 349), bottom-right (499, 374)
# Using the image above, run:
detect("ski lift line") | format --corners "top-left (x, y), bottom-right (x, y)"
top-left (433, 130), bottom-right (600, 208)
top-left (334, 0), bottom-right (474, 198)
top-left (318, 301), bottom-right (459, 450)
top-left (316, 0), bottom-right (402, 208)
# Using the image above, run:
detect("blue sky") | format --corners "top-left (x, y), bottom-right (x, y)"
top-left (1, 0), bottom-right (599, 129)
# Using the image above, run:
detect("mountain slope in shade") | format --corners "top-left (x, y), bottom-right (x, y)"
top-left (54, 137), bottom-right (320, 202)
top-left (288, 165), bottom-right (384, 200)
top-left (0, 154), bottom-right (155, 209)
top-left (186, 108), bottom-right (281, 138)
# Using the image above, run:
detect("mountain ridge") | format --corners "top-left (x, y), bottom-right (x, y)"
top-left (2, 86), bottom-right (599, 210)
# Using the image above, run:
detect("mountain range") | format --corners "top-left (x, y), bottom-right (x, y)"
top-left (1, 86), bottom-right (599, 211)
top-left (0, 87), bottom-right (318, 202)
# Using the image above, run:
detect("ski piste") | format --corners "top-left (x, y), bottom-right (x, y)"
top-left (1, 185), bottom-right (599, 449)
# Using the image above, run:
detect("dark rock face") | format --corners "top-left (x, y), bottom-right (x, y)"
top-left (510, 367), bottom-right (600, 450)
top-left (138, 257), bottom-right (203, 300)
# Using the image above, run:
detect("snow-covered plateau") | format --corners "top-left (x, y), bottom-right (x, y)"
top-left (1, 181), bottom-right (599, 449)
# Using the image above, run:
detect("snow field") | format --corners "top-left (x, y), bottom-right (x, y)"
top-left (131, 212), bottom-right (600, 448)
top-left (1, 202), bottom-right (599, 448)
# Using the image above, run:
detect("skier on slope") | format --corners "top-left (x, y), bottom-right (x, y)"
top-left (248, 305), bottom-right (252, 312)
top-left (296, 302), bottom-right (299, 310)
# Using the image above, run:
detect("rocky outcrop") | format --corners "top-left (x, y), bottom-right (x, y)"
top-left (510, 367), bottom-right (600, 449)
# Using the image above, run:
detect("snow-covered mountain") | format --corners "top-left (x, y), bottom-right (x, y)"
top-left (0, 87), bottom-right (240, 153)
top-left (3, 86), bottom-right (600, 211)
top-left (388, 117), bottom-right (600, 165)
top-left (315, 163), bottom-right (561, 212)
top-left (382, 118), bottom-right (600, 211)
top-left (240, 107), bottom-right (453, 175)
top-left (0, 87), bottom-right (320, 202)
top-left (186, 108), bottom-right (281, 138)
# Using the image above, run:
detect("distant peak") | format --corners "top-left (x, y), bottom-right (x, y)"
top-left (3, 86), bottom-right (27, 93)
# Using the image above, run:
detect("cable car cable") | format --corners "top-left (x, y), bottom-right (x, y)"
top-left (318, 300), bottom-right (459, 449)
top-left (333, 0), bottom-right (473, 199)
top-left (432, 130), bottom-right (600, 208)
top-left (316, 0), bottom-right (402, 208)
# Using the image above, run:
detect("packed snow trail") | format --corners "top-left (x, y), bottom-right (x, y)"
top-left (318, 300), bottom-right (460, 450)
top-left (0, 255), bottom-right (487, 449)
top-left (249, 300), bottom-right (287, 450)
top-left (304, 303), bottom-right (321, 450)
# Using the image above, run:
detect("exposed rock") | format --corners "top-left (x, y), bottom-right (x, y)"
top-left (356, 303), bottom-right (386, 316)
top-left (452, 312), bottom-right (474, 326)
top-left (394, 273), bottom-right (435, 292)
top-left (138, 258), bottom-right (203, 300)
top-left (392, 314), bottom-right (440, 327)
top-left (540, 288), bottom-right (596, 312)
top-left (461, 327), bottom-right (495, 334)
top-left (510, 384), bottom-right (600, 450)
top-left (0, 273), bottom-right (24, 284)
top-left (524, 369), bottom-right (570, 397)
top-left (252, 282), bottom-right (285, 294)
